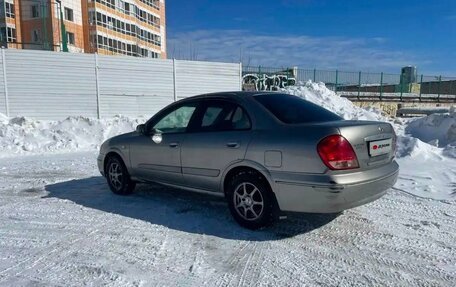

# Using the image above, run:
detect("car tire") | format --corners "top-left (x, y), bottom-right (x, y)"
top-left (226, 171), bottom-right (279, 230)
top-left (105, 155), bottom-right (136, 195)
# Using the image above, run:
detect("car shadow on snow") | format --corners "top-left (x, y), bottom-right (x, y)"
top-left (44, 176), bottom-right (340, 241)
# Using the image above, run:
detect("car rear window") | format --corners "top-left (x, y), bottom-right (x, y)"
top-left (254, 93), bottom-right (342, 124)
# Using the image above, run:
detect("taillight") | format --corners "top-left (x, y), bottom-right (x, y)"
top-left (317, 135), bottom-right (359, 170)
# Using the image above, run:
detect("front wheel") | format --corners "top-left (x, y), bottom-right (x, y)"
top-left (105, 156), bottom-right (136, 195)
top-left (226, 171), bottom-right (278, 229)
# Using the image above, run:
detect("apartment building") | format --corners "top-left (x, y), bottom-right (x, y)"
top-left (0, 0), bottom-right (21, 48)
top-left (0, 0), bottom-right (166, 58)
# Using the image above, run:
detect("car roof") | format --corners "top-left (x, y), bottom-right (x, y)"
top-left (179, 91), bottom-right (278, 102)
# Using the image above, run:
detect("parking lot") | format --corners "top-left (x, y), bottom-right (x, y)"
top-left (0, 152), bottom-right (454, 286)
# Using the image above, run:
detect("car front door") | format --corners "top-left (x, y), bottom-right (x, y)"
top-left (129, 102), bottom-right (199, 185)
top-left (181, 100), bottom-right (253, 192)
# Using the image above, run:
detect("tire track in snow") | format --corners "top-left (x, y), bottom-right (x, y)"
top-left (213, 241), bottom-right (254, 287)
top-left (235, 242), bottom-right (259, 287)
top-left (264, 208), bottom-right (455, 286)
top-left (0, 226), bottom-right (100, 283)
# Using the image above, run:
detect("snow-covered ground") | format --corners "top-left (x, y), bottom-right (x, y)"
top-left (0, 81), bottom-right (455, 286)
top-left (0, 152), bottom-right (455, 286)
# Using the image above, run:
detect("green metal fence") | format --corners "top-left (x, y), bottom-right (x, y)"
top-left (242, 66), bottom-right (456, 102)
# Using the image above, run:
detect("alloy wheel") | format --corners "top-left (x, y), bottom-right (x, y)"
top-left (108, 162), bottom-right (123, 191)
top-left (233, 182), bottom-right (264, 221)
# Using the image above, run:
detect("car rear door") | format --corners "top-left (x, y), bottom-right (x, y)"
top-left (181, 99), bottom-right (253, 192)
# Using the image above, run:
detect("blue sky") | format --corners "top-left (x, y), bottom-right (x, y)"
top-left (166, 0), bottom-right (456, 76)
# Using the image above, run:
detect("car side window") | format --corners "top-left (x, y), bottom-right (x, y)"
top-left (196, 101), bottom-right (251, 132)
top-left (231, 107), bottom-right (251, 130)
top-left (153, 104), bottom-right (197, 134)
top-left (202, 106), bottom-right (224, 127)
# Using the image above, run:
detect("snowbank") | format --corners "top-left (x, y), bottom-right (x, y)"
top-left (405, 109), bottom-right (456, 147)
top-left (285, 82), bottom-right (388, 122)
top-left (0, 115), bottom-right (144, 157)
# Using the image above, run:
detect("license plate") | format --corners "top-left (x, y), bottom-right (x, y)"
top-left (369, 138), bottom-right (392, 157)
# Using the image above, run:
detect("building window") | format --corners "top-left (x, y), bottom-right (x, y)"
top-left (5, 2), bottom-right (15, 18)
top-left (31, 5), bottom-right (40, 18)
top-left (67, 32), bottom-right (75, 45)
top-left (88, 11), bottom-right (95, 24)
top-left (93, 11), bottom-right (162, 47)
top-left (106, 0), bottom-right (115, 9)
top-left (64, 7), bottom-right (74, 22)
top-left (32, 29), bottom-right (41, 43)
top-left (0, 28), bottom-right (6, 43)
top-left (2, 27), bottom-right (17, 43)
top-left (94, 34), bottom-right (159, 58)
top-left (94, 0), bottom-right (161, 28)
top-left (139, 0), bottom-right (160, 10)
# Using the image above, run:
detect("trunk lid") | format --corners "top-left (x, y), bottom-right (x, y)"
top-left (314, 120), bottom-right (396, 170)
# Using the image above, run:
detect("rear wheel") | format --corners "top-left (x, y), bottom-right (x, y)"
top-left (105, 155), bottom-right (136, 195)
top-left (226, 171), bottom-right (278, 229)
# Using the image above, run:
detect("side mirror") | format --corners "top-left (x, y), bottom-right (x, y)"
top-left (136, 124), bottom-right (146, 135)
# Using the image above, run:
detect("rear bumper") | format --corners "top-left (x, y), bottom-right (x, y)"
top-left (272, 161), bottom-right (399, 213)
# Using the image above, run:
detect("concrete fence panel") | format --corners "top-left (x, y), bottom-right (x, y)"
top-left (5, 49), bottom-right (98, 120)
top-left (0, 49), bottom-right (242, 120)
top-left (175, 60), bottom-right (242, 100)
top-left (97, 55), bottom-right (175, 118)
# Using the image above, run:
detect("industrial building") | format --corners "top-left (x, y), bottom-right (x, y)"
top-left (0, 0), bottom-right (166, 58)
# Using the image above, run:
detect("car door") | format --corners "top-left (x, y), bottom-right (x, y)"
top-left (129, 102), bottom-right (199, 185)
top-left (181, 99), bottom-right (253, 191)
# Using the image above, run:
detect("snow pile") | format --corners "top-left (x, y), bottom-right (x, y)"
top-left (0, 115), bottom-right (144, 157)
top-left (404, 109), bottom-right (456, 159)
top-left (405, 109), bottom-right (456, 147)
top-left (285, 81), bottom-right (388, 121)
top-left (0, 113), bottom-right (8, 122)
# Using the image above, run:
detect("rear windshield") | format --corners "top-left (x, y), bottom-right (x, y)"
top-left (254, 93), bottom-right (342, 124)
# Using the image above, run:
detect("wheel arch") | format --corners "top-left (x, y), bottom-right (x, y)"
top-left (221, 160), bottom-right (276, 196)
top-left (103, 149), bottom-right (129, 175)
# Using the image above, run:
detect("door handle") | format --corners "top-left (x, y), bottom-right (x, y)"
top-left (226, 142), bottom-right (240, 148)
top-left (169, 142), bottom-right (179, 148)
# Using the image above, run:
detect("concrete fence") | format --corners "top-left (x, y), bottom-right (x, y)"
top-left (0, 49), bottom-right (242, 120)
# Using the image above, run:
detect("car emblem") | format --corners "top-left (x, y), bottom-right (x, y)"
top-left (378, 126), bottom-right (384, 132)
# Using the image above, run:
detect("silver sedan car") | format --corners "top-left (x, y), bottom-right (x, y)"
top-left (98, 92), bottom-right (399, 229)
